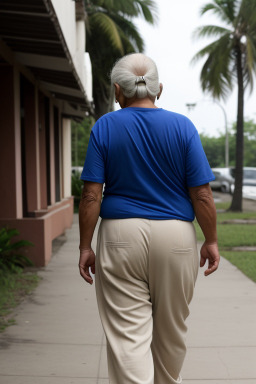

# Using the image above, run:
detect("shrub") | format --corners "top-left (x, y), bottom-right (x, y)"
top-left (72, 171), bottom-right (83, 208)
top-left (0, 228), bottom-right (33, 272)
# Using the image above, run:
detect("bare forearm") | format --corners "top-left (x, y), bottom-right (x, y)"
top-left (189, 184), bottom-right (217, 244)
top-left (79, 183), bottom-right (102, 249)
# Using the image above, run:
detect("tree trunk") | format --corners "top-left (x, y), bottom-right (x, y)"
top-left (108, 86), bottom-right (115, 113)
top-left (94, 84), bottom-right (112, 120)
top-left (229, 48), bottom-right (244, 211)
top-left (95, 97), bottom-right (109, 120)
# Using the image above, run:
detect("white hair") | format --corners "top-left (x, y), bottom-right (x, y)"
top-left (110, 53), bottom-right (160, 99)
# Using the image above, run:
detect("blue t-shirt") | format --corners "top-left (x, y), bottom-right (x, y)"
top-left (81, 107), bottom-right (214, 221)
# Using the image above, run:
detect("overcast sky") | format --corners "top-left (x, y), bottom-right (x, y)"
top-left (134, 0), bottom-right (256, 137)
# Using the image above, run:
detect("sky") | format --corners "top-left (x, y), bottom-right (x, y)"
top-left (134, 0), bottom-right (256, 137)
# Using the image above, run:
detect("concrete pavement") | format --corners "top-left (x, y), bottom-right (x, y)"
top-left (0, 214), bottom-right (256, 384)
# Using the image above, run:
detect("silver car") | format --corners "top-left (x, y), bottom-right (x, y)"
top-left (210, 168), bottom-right (234, 193)
top-left (230, 167), bottom-right (256, 195)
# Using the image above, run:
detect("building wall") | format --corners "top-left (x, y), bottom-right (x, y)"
top-left (84, 52), bottom-right (93, 102)
top-left (51, 0), bottom-right (77, 58)
top-left (51, 0), bottom-right (90, 98)
top-left (0, 64), bottom-right (74, 267)
top-left (0, 198), bottom-right (73, 266)
top-left (0, 0), bottom-right (92, 267)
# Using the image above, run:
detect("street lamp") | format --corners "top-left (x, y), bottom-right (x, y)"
top-left (186, 100), bottom-right (229, 168)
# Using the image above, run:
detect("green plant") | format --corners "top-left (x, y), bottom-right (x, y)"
top-left (72, 116), bottom-right (94, 166)
top-left (85, 0), bottom-right (157, 118)
top-left (0, 228), bottom-right (33, 272)
top-left (72, 171), bottom-right (84, 207)
top-left (192, 0), bottom-right (256, 211)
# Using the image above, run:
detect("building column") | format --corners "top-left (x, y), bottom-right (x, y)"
top-left (49, 100), bottom-right (56, 206)
top-left (62, 118), bottom-right (72, 198)
top-left (0, 65), bottom-right (22, 218)
top-left (38, 92), bottom-right (48, 210)
top-left (23, 78), bottom-right (41, 213)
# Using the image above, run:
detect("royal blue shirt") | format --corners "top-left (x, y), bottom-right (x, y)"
top-left (81, 107), bottom-right (214, 221)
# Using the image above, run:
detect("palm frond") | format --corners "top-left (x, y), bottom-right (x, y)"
top-left (243, 35), bottom-right (256, 92)
top-left (191, 37), bottom-right (228, 64)
top-left (110, 0), bottom-right (138, 16)
top-left (89, 12), bottom-right (123, 53)
top-left (111, 13), bottom-right (144, 51)
top-left (193, 24), bottom-right (232, 40)
top-left (236, 0), bottom-right (256, 33)
top-left (135, 0), bottom-right (158, 24)
top-left (200, 0), bottom-right (237, 25)
top-left (104, 0), bottom-right (157, 24)
top-left (192, 34), bottom-right (234, 99)
top-left (118, 34), bottom-right (138, 55)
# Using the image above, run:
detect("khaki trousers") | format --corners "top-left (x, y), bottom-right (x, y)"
top-left (96, 218), bottom-right (199, 384)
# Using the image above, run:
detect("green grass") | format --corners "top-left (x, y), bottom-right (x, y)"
top-left (194, 204), bottom-right (256, 282)
top-left (221, 251), bottom-right (256, 283)
top-left (215, 201), bottom-right (231, 211)
top-left (217, 211), bottom-right (256, 222)
top-left (217, 224), bottom-right (256, 247)
top-left (0, 269), bottom-right (40, 332)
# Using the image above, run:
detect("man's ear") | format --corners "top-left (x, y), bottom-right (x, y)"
top-left (157, 83), bottom-right (163, 100)
top-left (114, 83), bottom-right (120, 102)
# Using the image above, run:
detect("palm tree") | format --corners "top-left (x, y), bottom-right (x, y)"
top-left (84, 0), bottom-right (157, 119)
top-left (192, 0), bottom-right (256, 211)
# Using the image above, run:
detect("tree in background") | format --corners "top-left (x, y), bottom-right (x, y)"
top-left (232, 119), bottom-right (256, 167)
top-left (84, 0), bottom-right (157, 119)
top-left (72, 116), bottom-right (95, 166)
top-left (192, 0), bottom-right (256, 211)
top-left (200, 119), bottom-right (256, 168)
top-left (200, 134), bottom-right (227, 167)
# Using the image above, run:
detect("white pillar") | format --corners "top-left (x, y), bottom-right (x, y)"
top-left (62, 118), bottom-right (72, 198)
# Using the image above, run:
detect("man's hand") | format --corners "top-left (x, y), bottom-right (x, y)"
top-left (79, 248), bottom-right (96, 285)
top-left (200, 241), bottom-right (220, 276)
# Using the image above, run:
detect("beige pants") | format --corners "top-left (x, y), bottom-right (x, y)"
top-left (96, 218), bottom-right (199, 384)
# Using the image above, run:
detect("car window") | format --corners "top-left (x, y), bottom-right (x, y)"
top-left (244, 170), bottom-right (256, 179)
top-left (213, 171), bottom-right (221, 179)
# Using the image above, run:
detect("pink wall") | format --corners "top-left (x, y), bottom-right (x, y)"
top-left (0, 197), bottom-right (74, 267)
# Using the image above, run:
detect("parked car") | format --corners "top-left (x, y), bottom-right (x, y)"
top-left (210, 167), bottom-right (234, 193)
top-left (230, 167), bottom-right (256, 193)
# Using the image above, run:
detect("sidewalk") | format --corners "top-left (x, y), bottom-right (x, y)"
top-left (0, 214), bottom-right (256, 384)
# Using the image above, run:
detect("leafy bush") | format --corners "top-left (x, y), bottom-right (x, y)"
top-left (72, 171), bottom-right (83, 208)
top-left (0, 228), bottom-right (33, 272)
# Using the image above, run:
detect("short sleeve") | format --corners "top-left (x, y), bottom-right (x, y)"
top-left (186, 131), bottom-right (215, 187)
top-left (80, 130), bottom-right (105, 183)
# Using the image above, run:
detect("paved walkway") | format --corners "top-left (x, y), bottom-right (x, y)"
top-left (0, 214), bottom-right (256, 384)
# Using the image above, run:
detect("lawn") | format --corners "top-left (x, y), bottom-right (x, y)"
top-left (221, 251), bottom-right (256, 283)
top-left (194, 201), bottom-right (256, 282)
top-left (0, 269), bottom-right (40, 332)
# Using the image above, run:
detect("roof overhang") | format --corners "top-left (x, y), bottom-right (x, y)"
top-left (0, 0), bottom-right (94, 118)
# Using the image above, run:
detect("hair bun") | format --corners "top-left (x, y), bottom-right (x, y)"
top-left (111, 53), bottom-right (160, 99)
top-left (135, 76), bottom-right (146, 85)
